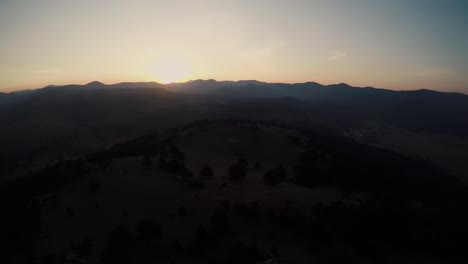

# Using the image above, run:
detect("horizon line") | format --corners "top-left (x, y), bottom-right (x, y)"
top-left (1, 79), bottom-right (467, 96)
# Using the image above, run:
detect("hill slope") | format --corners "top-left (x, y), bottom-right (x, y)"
top-left (3, 120), bottom-right (467, 264)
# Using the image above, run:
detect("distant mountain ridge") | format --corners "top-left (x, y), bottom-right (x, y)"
top-left (2, 80), bottom-right (467, 123)
top-left (3, 79), bottom-right (467, 97)
top-left (1, 79), bottom-right (467, 137)
top-left (1, 79), bottom-right (467, 178)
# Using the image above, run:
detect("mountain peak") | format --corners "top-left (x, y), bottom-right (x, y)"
top-left (327, 83), bottom-right (353, 89)
top-left (86, 81), bottom-right (106, 86)
top-left (337, 82), bottom-right (351, 87)
top-left (188, 79), bottom-right (218, 84)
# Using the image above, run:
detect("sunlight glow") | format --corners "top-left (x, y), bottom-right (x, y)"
top-left (147, 56), bottom-right (193, 84)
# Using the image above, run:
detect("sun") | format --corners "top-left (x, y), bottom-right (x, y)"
top-left (148, 56), bottom-right (192, 84)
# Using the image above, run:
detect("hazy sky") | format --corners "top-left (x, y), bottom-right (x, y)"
top-left (1, 0), bottom-right (467, 92)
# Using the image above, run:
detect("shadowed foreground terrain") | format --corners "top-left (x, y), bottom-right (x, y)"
top-left (2, 120), bottom-right (467, 264)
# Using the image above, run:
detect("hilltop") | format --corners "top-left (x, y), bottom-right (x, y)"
top-left (3, 120), bottom-right (467, 263)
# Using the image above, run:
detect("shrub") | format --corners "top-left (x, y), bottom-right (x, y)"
top-left (142, 155), bottom-right (153, 169)
top-left (226, 242), bottom-right (258, 264)
top-left (263, 166), bottom-right (287, 186)
top-left (136, 218), bottom-right (162, 242)
top-left (211, 209), bottom-right (229, 236)
top-left (200, 164), bottom-right (214, 179)
top-left (228, 162), bottom-right (247, 181)
top-left (88, 181), bottom-right (102, 192)
top-left (177, 206), bottom-right (187, 217)
top-left (188, 179), bottom-right (205, 190)
top-left (101, 225), bottom-right (132, 264)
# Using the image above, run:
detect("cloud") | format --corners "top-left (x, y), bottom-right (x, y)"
top-left (328, 50), bottom-right (347, 61)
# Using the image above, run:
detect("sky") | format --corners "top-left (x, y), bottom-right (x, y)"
top-left (0, 0), bottom-right (467, 93)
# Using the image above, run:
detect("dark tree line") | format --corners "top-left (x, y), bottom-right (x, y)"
top-left (228, 158), bottom-right (248, 181)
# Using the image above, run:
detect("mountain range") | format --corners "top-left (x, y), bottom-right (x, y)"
top-left (1, 80), bottom-right (467, 179)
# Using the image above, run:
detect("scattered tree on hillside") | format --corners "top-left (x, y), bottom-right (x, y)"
top-left (238, 158), bottom-right (248, 169)
top-left (177, 205), bottom-right (187, 217)
top-left (172, 239), bottom-right (183, 252)
top-left (98, 159), bottom-right (111, 171)
top-left (49, 195), bottom-right (58, 207)
top-left (101, 225), bottom-right (132, 264)
top-left (180, 167), bottom-right (194, 177)
top-left (263, 165), bottom-right (287, 186)
top-left (211, 208), bottom-right (229, 237)
top-left (195, 224), bottom-right (208, 244)
top-left (234, 201), bottom-right (261, 218)
top-left (255, 161), bottom-right (261, 170)
top-left (88, 180), bottom-right (101, 192)
top-left (136, 218), bottom-right (163, 243)
top-left (188, 179), bottom-right (205, 190)
top-left (157, 146), bottom-right (188, 175)
top-left (226, 242), bottom-right (258, 264)
top-left (199, 164), bottom-right (214, 179)
top-left (66, 207), bottom-right (74, 217)
top-left (188, 225), bottom-right (209, 258)
top-left (222, 199), bottom-right (231, 211)
top-left (228, 159), bottom-right (248, 181)
top-left (142, 155), bottom-right (153, 169)
top-left (71, 235), bottom-right (93, 258)
top-left (39, 254), bottom-right (57, 264)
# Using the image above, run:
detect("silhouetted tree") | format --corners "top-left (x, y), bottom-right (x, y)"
top-left (98, 159), bottom-right (111, 171)
top-left (177, 205), bottom-right (187, 217)
top-left (188, 225), bottom-right (209, 258)
top-left (255, 162), bottom-right (261, 170)
top-left (50, 195), bottom-right (58, 207)
top-left (137, 218), bottom-right (162, 243)
top-left (263, 165), bottom-right (287, 186)
top-left (88, 180), bottom-right (101, 192)
top-left (66, 207), bottom-right (74, 217)
top-left (199, 164), bottom-right (214, 179)
top-left (172, 239), bottom-right (183, 252)
top-left (101, 225), bottom-right (132, 264)
top-left (39, 254), bottom-right (57, 264)
top-left (158, 147), bottom-right (188, 175)
top-left (226, 242), bottom-right (258, 264)
top-left (211, 208), bottom-right (229, 237)
top-left (188, 179), bottom-right (205, 190)
top-left (222, 199), bottom-right (231, 211)
top-left (238, 158), bottom-right (248, 169)
top-left (142, 155), bottom-right (153, 169)
top-left (73, 235), bottom-right (93, 258)
top-left (195, 224), bottom-right (208, 244)
top-left (228, 159), bottom-right (248, 181)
